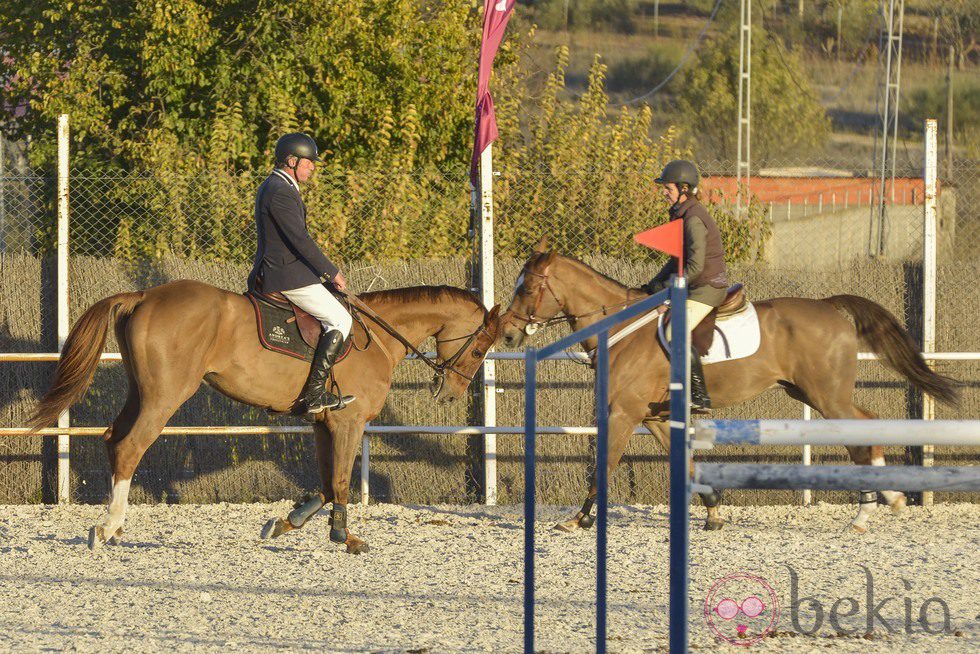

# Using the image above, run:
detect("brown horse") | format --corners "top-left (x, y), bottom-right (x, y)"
top-left (500, 237), bottom-right (959, 534)
top-left (30, 280), bottom-right (500, 553)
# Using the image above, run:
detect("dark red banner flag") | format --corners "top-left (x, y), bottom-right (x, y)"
top-left (470, 0), bottom-right (516, 186)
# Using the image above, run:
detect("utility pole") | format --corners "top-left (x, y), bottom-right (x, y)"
top-left (836, 4), bottom-right (843, 63)
top-left (736, 0), bottom-right (752, 217)
top-left (654, 0), bottom-right (660, 38)
top-left (870, 0), bottom-right (905, 257)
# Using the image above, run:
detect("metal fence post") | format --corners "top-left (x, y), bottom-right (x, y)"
top-left (668, 275), bottom-right (690, 654)
top-left (479, 144), bottom-right (497, 505)
top-left (595, 332), bottom-right (609, 654)
top-left (56, 114), bottom-right (70, 504)
top-left (523, 347), bottom-right (537, 653)
top-left (921, 118), bottom-right (938, 506)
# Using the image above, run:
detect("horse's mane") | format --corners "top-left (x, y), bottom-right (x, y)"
top-left (545, 252), bottom-right (633, 293)
top-left (360, 285), bottom-right (483, 309)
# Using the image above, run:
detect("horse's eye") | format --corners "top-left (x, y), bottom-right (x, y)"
top-left (472, 350), bottom-right (484, 358)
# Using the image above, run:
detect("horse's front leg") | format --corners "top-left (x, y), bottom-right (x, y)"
top-left (260, 422), bottom-right (332, 540)
top-left (555, 404), bottom-right (645, 532)
top-left (646, 418), bottom-right (725, 531)
top-left (325, 415), bottom-right (370, 554)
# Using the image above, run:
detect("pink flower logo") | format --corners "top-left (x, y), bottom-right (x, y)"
top-left (704, 572), bottom-right (780, 646)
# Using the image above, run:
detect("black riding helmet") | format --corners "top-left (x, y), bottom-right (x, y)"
top-left (274, 133), bottom-right (323, 166)
top-left (655, 159), bottom-right (700, 190)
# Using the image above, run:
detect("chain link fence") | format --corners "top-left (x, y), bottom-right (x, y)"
top-left (1, 145), bottom-right (977, 506)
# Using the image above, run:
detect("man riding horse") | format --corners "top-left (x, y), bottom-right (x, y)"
top-left (642, 160), bottom-right (729, 411)
top-left (248, 133), bottom-right (354, 413)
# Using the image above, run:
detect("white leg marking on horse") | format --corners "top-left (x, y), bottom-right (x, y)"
top-left (871, 455), bottom-right (905, 509)
top-left (102, 477), bottom-right (132, 537)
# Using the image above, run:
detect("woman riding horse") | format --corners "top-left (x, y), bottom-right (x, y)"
top-left (641, 159), bottom-right (729, 412)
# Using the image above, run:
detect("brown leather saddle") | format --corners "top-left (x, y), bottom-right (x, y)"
top-left (245, 288), bottom-right (354, 363)
top-left (664, 283), bottom-right (747, 356)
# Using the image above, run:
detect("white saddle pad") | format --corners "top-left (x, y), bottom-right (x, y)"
top-left (657, 302), bottom-right (761, 364)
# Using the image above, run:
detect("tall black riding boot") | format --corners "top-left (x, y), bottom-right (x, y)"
top-left (303, 330), bottom-right (351, 413)
top-left (690, 345), bottom-right (712, 412)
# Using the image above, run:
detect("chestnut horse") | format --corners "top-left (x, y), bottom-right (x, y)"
top-left (30, 280), bottom-right (500, 553)
top-left (501, 237), bottom-right (959, 534)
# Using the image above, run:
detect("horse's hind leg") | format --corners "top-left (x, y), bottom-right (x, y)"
top-left (91, 384), bottom-right (196, 549)
top-left (261, 421), bottom-right (330, 540)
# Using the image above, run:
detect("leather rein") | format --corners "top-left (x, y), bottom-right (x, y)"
top-left (340, 291), bottom-right (489, 395)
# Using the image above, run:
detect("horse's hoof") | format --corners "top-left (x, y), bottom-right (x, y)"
top-left (704, 519), bottom-right (725, 531)
top-left (554, 520), bottom-right (579, 533)
top-left (260, 518), bottom-right (288, 540)
top-left (890, 496), bottom-right (907, 515)
top-left (848, 523), bottom-right (868, 535)
top-left (87, 526), bottom-right (105, 551)
top-left (107, 528), bottom-right (123, 546)
top-left (345, 538), bottom-right (369, 555)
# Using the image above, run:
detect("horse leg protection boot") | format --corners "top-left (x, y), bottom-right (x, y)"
top-left (690, 345), bottom-right (712, 411)
top-left (303, 330), bottom-right (347, 413)
top-left (329, 504), bottom-right (348, 543)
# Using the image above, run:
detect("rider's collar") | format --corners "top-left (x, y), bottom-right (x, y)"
top-left (272, 168), bottom-right (300, 193)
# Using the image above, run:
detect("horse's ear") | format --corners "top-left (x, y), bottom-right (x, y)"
top-left (485, 304), bottom-right (501, 327)
top-left (541, 250), bottom-right (558, 270)
top-left (534, 235), bottom-right (550, 253)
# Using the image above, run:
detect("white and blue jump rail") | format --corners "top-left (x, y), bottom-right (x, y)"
top-left (666, 282), bottom-right (980, 654)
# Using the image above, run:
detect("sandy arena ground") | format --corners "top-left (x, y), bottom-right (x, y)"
top-left (0, 501), bottom-right (976, 653)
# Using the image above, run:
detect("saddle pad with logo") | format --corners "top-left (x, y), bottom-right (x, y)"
top-left (657, 302), bottom-right (761, 364)
top-left (247, 294), bottom-right (316, 361)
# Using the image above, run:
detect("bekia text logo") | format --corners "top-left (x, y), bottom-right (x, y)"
top-left (703, 572), bottom-right (780, 645)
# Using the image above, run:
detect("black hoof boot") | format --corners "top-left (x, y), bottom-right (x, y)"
top-left (578, 513), bottom-right (596, 529)
top-left (329, 504), bottom-right (348, 544)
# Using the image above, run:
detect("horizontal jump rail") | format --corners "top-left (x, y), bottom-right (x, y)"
top-left (695, 419), bottom-right (980, 447)
top-left (695, 462), bottom-right (980, 492)
top-left (0, 425), bottom-right (651, 438)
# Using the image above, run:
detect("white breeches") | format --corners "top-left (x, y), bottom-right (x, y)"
top-left (281, 283), bottom-right (353, 337)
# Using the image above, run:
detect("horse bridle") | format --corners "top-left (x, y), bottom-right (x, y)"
top-left (430, 323), bottom-right (493, 396)
top-left (508, 267), bottom-right (637, 336)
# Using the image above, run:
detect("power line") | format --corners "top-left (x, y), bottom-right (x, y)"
top-left (611, 0), bottom-right (724, 107)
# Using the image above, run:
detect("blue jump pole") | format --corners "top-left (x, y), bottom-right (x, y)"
top-left (595, 332), bottom-right (609, 654)
top-left (668, 275), bottom-right (690, 654)
top-left (524, 348), bottom-right (537, 653)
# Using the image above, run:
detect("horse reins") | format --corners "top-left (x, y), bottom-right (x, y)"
top-left (338, 291), bottom-right (489, 393)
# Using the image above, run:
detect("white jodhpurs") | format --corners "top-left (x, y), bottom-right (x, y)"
top-left (281, 283), bottom-right (353, 338)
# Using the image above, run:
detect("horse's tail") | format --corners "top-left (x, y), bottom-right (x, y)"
top-left (28, 292), bottom-right (144, 432)
top-left (825, 294), bottom-right (960, 407)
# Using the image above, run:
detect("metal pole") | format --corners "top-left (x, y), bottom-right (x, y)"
top-left (921, 119), bottom-right (938, 506)
top-left (595, 333), bottom-right (609, 654)
top-left (523, 348), bottom-right (537, 654)
top-left (0, 132), bottom-right (6, 252)
top-left (802, 404), bottom-right (812, 506)
top-left (736, 0), bottom-right (752, 217)
top-left (360, 434), bottom-right (370, 506)
top-left (57, 114), bottom-right (70, 504)
top-left (654, 0), bottom-right (660, 38)
top-left (479, 144), bottom-right (498, 506)
top-left (668, 275), bottom-right (690, 654)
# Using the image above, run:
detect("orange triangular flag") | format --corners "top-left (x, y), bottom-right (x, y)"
top-left (635, 220), bottom-right (684, 274)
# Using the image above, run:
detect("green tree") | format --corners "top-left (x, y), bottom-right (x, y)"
top-left (677, 23), bottom-right (831, 163)
top-left (0, 0), bottom-right (484, 171)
